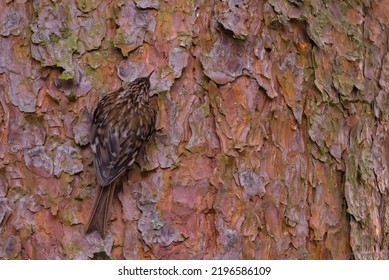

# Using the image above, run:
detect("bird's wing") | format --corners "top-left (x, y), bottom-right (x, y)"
top-left (91, 96), bottom-right (155, 186)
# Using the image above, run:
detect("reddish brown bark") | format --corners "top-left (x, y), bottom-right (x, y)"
top-left (0, 0), bottom-right (388, 259)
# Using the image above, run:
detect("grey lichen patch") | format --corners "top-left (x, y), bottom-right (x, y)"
top-left (168, 47), bottom-right (189, 78)
top-left (215, 215), bottom-right (242, 259)
top-left (9, 195), bottom-right (38, 230)
top-left (151, 67), bottom-right (175, 95)
top-left (138, 211), bottom-right (187, 247)
top-left (30, 1), bottom-right (81, 79)
top-left (186, 104), bottom-right (209, 151)
top-left (51, 142), bottom-right (84, 177)
top-left (214, 0), bottom-right (250, 40)
top-left (7, 72), bottom-right (44, 113)
top-left (8, 115), bottom-right (46, 153)
top-left (0, 37), bottom-right (15, 73)
top-left (73, 111), bottom-right (91, 146)
top-left (113, 1), bottom-right (156, 56)
top-left (116, 60), bottom-right (144, 83)
top-left (0, 197), bottom-right (10, 229)
top-left (0, 172), bottom-right (8, 198)
top-left (200, 34), bottom-right (249, 84)
top-left (238, 168), bottom-right (268, 198)
top-left (137, 183), bottom-right (186, 247)
top-left (78, 15), bottom-right (106, 54)
top-left (134, 0), bottom-right (159, 9)
top-left (0, 8), bottom-right (21, 37)
top-left (1, 35), bottom-right (44, 113)
top-left (186, 99), bottom-right (220, 156)
top-left (24, 146), bottom-right (53, 179)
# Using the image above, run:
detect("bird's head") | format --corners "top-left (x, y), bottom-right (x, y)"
top-left (123, 70), bottom-right (154, 104)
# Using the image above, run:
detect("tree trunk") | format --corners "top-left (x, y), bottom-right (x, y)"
top-left (0, 0), bottom-right (388, 260)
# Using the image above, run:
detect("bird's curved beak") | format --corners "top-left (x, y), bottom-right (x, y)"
top-left (146, 70), bottom-right (154, 79)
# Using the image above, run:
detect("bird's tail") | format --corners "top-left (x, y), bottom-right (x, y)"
top-left (85, 182), bottom-right (116, 238)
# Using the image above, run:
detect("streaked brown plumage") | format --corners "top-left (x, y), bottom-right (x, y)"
top-left (86, 71), bottom-right (156, 237)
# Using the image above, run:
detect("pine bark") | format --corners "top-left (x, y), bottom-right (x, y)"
top-left (0, 0), bottom-right (388, 260)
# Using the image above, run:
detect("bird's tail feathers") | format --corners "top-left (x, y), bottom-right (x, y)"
top-left (85, 182), bottom-right (116, 238)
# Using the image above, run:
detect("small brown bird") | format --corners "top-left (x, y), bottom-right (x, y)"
top-left (86, 71), bottom-right (156, 237)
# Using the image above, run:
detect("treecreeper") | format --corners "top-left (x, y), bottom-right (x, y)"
top-left (86, 71), bottom-right (156, 237)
